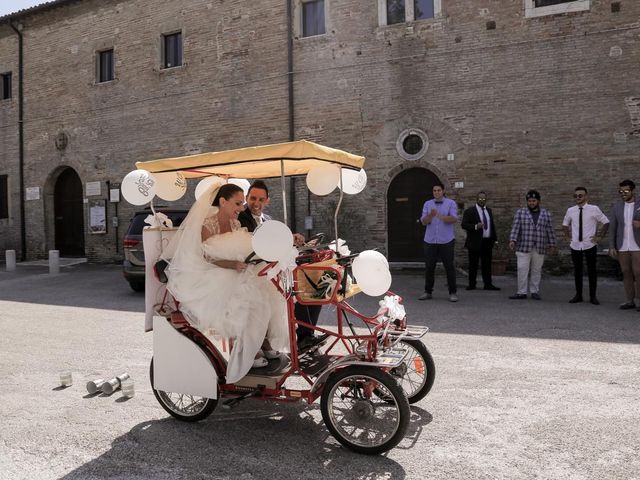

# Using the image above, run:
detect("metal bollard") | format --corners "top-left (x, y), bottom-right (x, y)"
top-left (5, 250), bottom-right (16, 272)
top-left (86, 378), bottom-right (106, 394)
top-left (49, 250), bottom-right (60, 275)
top-left (101, 372), bottom-right (130, 395)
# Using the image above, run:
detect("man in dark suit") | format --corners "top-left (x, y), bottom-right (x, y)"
top-left (238, 180), bottom-right (272, 231)
top-left (461, 191), bottom-right (500, 291)
top-left (239, 180), bottom-right (326, 351)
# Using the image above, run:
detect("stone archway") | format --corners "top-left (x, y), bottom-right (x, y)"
top-left (52, 167), bottom-right (85, 256)
top-left (387, 167), bottom-right (442, 262)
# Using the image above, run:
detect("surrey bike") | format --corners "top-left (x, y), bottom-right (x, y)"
top-left (128, 140), bottom-right (435, 454)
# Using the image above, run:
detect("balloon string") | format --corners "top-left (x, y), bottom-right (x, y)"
top-left (150, 197), bottom-right (157, 217)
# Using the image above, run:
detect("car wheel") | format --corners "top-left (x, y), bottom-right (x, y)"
top-left (129, 280), bottom-right (145, 292)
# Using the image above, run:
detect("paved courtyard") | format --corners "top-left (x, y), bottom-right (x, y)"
top-left (0, 263), bottom-right (638, 479)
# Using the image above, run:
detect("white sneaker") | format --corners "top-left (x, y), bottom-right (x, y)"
top-left (263, 349), bottom-right (280, 360)
top-left (449, 294), bottom-right (459, 303)
top-left (252, 356), bottom-right (268, 368)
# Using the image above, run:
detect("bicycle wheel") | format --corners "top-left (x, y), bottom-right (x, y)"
top-left (389, 339), bottom-right (435, 403)
top-left (320, 366), bottom-right (410, 455)
top-left (149, 358), bottom-right (218, 422)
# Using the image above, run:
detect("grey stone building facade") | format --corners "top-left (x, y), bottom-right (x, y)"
top-left (1, 0), bottom-right (639, 263)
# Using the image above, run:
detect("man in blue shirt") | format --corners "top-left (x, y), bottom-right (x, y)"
top-left (419, 183), bottom-right (459, 302)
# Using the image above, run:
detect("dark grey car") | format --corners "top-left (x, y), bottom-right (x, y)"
top-left (122, 209), bottom-right (188, 292)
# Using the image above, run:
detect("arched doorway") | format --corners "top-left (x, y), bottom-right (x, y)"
top-left (54, 168), bottom-right (85, 256)
top-left (387, 168), bottom-right (441, 262)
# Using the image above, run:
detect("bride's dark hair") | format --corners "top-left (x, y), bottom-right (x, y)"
top-left (212, 183), bottom-right (243, 206)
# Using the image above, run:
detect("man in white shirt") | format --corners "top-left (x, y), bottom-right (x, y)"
top-left (608, 179), bottom-right (640, 310)
top-left (562, 187), bottom-right (609, 305)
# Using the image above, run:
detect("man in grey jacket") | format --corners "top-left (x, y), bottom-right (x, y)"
top-left (608, 179), bottom-right (640, 310)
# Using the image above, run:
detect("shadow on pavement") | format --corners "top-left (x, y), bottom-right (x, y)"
top-left (60, 401), bottom-right (435, 479)
top-left (2, 264), bottom-right (639, 344)
top-left (0, 263), bottom-right (144, 313)
top-left (339, 271), bottom-right (640, 345)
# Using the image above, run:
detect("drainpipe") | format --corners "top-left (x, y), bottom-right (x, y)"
top-left (9, 22), bottom-right (26, 261)
top-left (286, 0), bottom-right (297, 230)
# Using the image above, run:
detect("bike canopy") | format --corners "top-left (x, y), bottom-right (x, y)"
top-left (135, 140), bottom-right (365, 179)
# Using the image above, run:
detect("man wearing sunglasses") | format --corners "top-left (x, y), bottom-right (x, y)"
top-left (562, 187), bottom-right (609, 305)
top-left (609, 179), bottom-right (640, 310)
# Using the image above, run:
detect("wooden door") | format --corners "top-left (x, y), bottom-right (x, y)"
top-left (54, 168), bottom-right (85, 256)
top-left (387, 168), bottom-right (441, 262)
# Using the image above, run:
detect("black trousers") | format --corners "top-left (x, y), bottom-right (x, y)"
top-left (571, 246), bottom-right (598, 298)
top-left (467, 238), bottom-right (494, 287)
top-left (424, 240), bottom-right (457, 294)
top-left (294, 303), bottom-right (322, 340)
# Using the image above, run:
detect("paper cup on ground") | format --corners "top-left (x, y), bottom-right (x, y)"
top-left (121, 378), bottom-right (135, 398)
top-left (59, 371), bottom-right (73, 387)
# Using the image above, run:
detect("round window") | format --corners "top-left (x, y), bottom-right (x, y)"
top-left (396, 128), bottom-right (429, 161)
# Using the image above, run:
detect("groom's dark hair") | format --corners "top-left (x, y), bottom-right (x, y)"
top-left (248, 180), bottom-right (269, 198)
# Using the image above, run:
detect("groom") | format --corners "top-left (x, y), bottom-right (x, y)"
top-left (238, 180), bottom-right (272, 229)
top-left (239, 180), bottom-right (327, 351)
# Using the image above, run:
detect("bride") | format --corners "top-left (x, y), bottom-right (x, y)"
top-left (166, 178), bottom-right (288, 383)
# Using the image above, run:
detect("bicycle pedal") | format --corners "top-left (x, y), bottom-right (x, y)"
top-left (222, 390), bottom-right (259, 409)
top-left (222, 399), bottom-right (239, 410)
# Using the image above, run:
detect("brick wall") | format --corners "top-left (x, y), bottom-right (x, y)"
top-left (0, 0), bottom-right (638, 264)
top-left (0, 32), bottom-right (19, 257)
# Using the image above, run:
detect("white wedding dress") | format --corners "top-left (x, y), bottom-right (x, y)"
top-left (165, 180), bottom-right (288, 383)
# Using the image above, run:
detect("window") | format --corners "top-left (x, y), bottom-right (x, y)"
top-left (1, 72), bottom-right (11, 100)
top-left (163, 32), bottom-right (183, 69)
top-left (387, 0), bottom-right (405, 25)
top-left (535, 0), bottom-right (574, 5)
top-left (97, 49), bottom-right (114, 83)
top-left (414, 0), bottom-right (435, 20)
top-left (378, 0), bottom-right (440, 27)
top-left (302, 0), bottom-right (325, 37)
top-left (525, 0), bottom-right (590, 18)
top-left (396, 128), bottom-right (429, 161)
top-left (0, 175), bottom-right (8, 219)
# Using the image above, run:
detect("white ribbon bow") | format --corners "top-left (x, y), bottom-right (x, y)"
top-left (144, 212), bottom-right (173, 228)
top-left (329, 238), bottom-right (351, 256)
top-left (266, 246), bottom-right (299, 281)
top-left (377, 295), bottom-right (406, 322)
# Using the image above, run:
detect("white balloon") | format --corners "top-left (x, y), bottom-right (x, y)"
top-left (340, 168), bottom-right (367, 195)
top-left (251, 220), bottom-right (294, 261)
top-left (306, 164), bottom-right (340, 196)
top-left (229, 178), bottom-right (251, 197)
top-left (359, 269), bottom-right (392, 297)
top-left (358, 249), bottom-right (389, 269)
top-left (121, 170), bottom-right (157, 206)
top-left (195, 176), bottom-right (224, 201)
top-left (352, 250), bottom-right (389, 281)
top-left (154, 172), bottom-right (187, 201)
